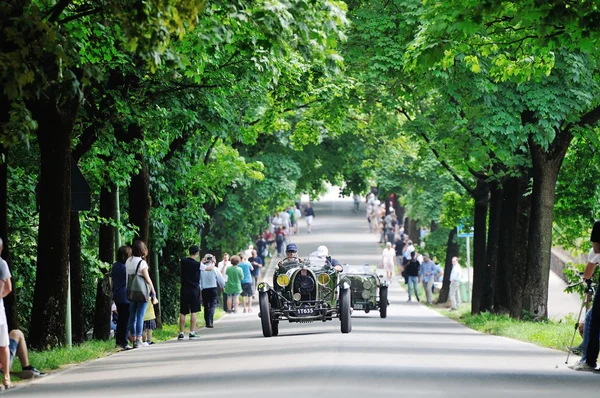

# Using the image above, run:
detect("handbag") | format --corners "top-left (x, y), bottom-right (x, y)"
top-left (127, 260), bottom-right (150, 303)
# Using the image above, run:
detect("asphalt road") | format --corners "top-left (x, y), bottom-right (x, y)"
top-left (10, 196), bottom-right (600, 397)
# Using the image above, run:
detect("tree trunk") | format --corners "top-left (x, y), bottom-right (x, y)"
top-left (430, 220), bottom-right (438, 233)
top-left (437, 227), bottom-right (459, 305)
top-left (523, 139), bottom-right (570, 319)
top-left (29, 97), bottom-right (80, 349)
top-left (94, 185), bottom-right (116, 340)
top-left (129, 154), bottom-right (151, 243)
top-left (481, 182), bottom-right (502, 312)
top-left (406, 218), bottom-right (419, 243)
top-left (395, 206), bottom-right (406, 227)
top-left (494, 175), bottom-right (530, 316)
top-left (471, 179), bottom-right (490, 315)
top-left (69, 212), bottom-right (84, 343)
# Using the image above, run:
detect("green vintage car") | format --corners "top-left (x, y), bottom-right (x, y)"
top-left (340, 265), bottom-right (389, 318)
top-left (257, 253), bottom-right (352, 337)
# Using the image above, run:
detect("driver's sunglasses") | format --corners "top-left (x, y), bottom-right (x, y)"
top-left (286, 251), bottom-right (297, 254)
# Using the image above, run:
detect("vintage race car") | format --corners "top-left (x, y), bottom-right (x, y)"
top-left (340, 265), bottom-right (389, 318)
top-left (257, 252), bottom-right (352, 337)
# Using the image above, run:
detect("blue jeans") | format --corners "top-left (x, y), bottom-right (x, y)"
top-left (128, 301), bottom-right (148, 338)
top-left (407, 276), bottom-right (419, 300)
top-left (581, 308), bottom-right (593, 360)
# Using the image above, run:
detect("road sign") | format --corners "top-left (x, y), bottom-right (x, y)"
top-left (457, 223), bottom-right (474, 238)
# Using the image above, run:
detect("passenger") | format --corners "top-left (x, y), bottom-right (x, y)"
top-left (317, 246), bottom-right (343, 272)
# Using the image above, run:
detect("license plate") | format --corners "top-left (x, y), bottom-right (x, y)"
top-left (297, 307), bottom-right (314, 315)
top-left (354, 304), bottom-right (363, 310)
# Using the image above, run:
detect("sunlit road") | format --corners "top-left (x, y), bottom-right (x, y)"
top-left (10, 195), bottom-right (600, 397)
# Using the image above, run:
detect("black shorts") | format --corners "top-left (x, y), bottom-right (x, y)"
top-left (180, 287), bottom-right (201, 314)
top-left (241, 282), bottom-right (253, 297)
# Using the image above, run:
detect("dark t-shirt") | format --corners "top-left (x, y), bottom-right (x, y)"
top-left (181, 257), bottom-right (201, 290)
top-left (592, 221), bottom-right (600, 243)
top-left (304, 207), bottom-right (315, 217)
top-left (255, 239), bottom-right (267, 257)
top-left (405, 260), bottom-right (420, 277)
top-left (248, 256), bottom-right (263, 277)
top-left (394, 240), bottom-right (403, 256)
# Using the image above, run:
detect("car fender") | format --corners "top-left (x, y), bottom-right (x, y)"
top-left (257, 282), bottom-right (271, 293)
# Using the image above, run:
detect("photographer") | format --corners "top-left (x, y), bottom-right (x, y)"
top-left (573, 221), bottom-right (600, 371)
top-left (178, 245), bottom-right (214, 340)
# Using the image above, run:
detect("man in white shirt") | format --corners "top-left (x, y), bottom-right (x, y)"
top-left (449, 257), bottom-right (462, 311)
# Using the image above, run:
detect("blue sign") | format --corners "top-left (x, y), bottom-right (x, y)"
top-left (457, 223), bottom-right (474, 238)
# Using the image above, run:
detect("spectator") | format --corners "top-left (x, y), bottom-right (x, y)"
top-left (225, 255), bottom-right (244, 313)
top-left (275, 226), bottom-right (286, 257)
top-left (200, 253), bottom-right (224, 328)
top-left (0, 237), bottom-right (12, 389)
top-left (110, 302), bottom-right (118, 332)
top-left (393, 235), bottom-right (404, 276)
top-left (381, 242), bottom-right (395, 282)
top-left (255, 235), bottom-right (267, 265)
top-left (405, 251), bottom-right (420, 302)
top-left (248, 250), bottom-right (263, 296)
top-left (449, 257), bottom-right (462, 311)
top-left (304, 203), bottom-right (315, 234)
top-left (112, 245), bottom-right (132, 350)
top-left (218, 253), bottom-right (231, 311)
top-left (420, 253), bottom-right (440, 305)
top-left (142, 295), bottom-right (157, 345)
top-left (178, 245), bottom-right (213, 340)
top-left (353, 193), bottom-right (361, 213)
top-left (288, 207), bottom-right (296, 235)
top-left (238, 254), bottom-right (254, 313)
top-left (573, 221), bottom-right (600, 371)
top-left (126, 240), bottom-right (156, 348)
top-left (279, 209), bottom-right (291, 233)
top-left (294, 207), bottom-right (302, 234)
top-left (0, 329), bottom-right (46, 380)
top-left (244, 245), bottom-right (253, 260)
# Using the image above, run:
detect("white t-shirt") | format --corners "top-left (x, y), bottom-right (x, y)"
top-left (126, 256), bottom-right (148, 278)
top-left (589, 248), bottom-right (600, 264)
top-left (450, 265), bottom-right (462, 282)
top-left (0, 258), bottom-right (10, 326)
top-left (218, 260), bottom-right (231, 282)
top-left (381, 248), bottom-right (395, 265)
top-left (294, 208), bottom-right (302, 220)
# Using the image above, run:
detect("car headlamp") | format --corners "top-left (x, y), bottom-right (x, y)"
top-left (293, 293), bottom-right (302, 301)
top-left (276, 274), bottom-right (290, 287)
top-left (363, 280), bottom-right (373, 290)
top-left (318, 273), bottom-right (330, 286)
top-left (361, 291), bottom-right (370, 300)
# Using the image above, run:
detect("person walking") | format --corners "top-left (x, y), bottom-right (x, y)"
top-left (419, 253), bottom-right (440, 305)
top-left (200, 253), bottom-right (224, 328)
top-left (126, 240), bottom-right (156, 348)
top-left (449, 257), bottom-right (462, 311)
top-left (179, 245), bottom-right (213, 340)
top-left (112, 245), bottom-right (132, 350)
top-left (238, 255), bottom-right (254, 313)
top-left (248, 249), bottom-right (263, 296)
top-left (404, 251), bottom-right (420, 302)
top-left (573, 221), bottom-right (600, 371)
top-left (217, 253), bottom-right (231, 311)
top-left (225, 255), bottom-right (244, 313)
top-left (304, 203), bottom-right (315, 234)
top-left (381, 242), bottom-right (395, 282)
top-left (255, 235), bottom-right (267, 266)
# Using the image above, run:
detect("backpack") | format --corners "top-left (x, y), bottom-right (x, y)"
top-left (102, 267), bottom-right (113, 297)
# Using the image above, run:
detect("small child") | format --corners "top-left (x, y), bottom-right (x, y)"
top-left (142, 295), bottom-right (158, 345)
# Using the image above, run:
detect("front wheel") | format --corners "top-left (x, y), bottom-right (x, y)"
top-left (340, 288), bottom-right (352, 333)
top-left (379, 286), bottom-right (388, 318)
top-left (259, 291), bottom-right (273, 337)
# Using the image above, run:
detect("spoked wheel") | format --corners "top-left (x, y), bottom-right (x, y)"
top-left (379, 286), bottom-right (388, 318)
top-left (340, 288), bottom-right (352, 333)
top-left (259, 291), bottom-right (273, 337)
top-left (271, 320), bottom-right (279, 336)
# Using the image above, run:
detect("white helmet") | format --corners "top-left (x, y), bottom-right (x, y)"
top-left (317, 245), bottom-right (329, 257)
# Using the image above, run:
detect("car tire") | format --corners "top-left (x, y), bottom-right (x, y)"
top-left (379, 286), bottom-right (388, 318)
top-left (259, 291), bottom-right (273, 337)
top-left (340, 288), bottom-right (352, 333)
top-left (271, 320), bottom-right (279, 336)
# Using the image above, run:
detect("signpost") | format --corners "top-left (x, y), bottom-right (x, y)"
top-left (457, 223), bottom-right (474, 302)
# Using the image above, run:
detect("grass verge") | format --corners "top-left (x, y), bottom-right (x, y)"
top-left (397, 279), bottom-right (580, 351)
top-left (15, 308), bottom-right (226, 380)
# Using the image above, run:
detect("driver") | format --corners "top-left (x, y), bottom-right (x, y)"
top-left (278, 243), bottom-right (302, 268)
top-left (317, 245), bottom-right (343, 272)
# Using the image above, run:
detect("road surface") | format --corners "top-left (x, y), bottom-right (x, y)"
top-left (10, 194), bottom-right (599, 397)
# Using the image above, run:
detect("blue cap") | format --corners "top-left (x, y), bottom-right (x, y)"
top-left (286, 243), bottom-right (298, 252)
